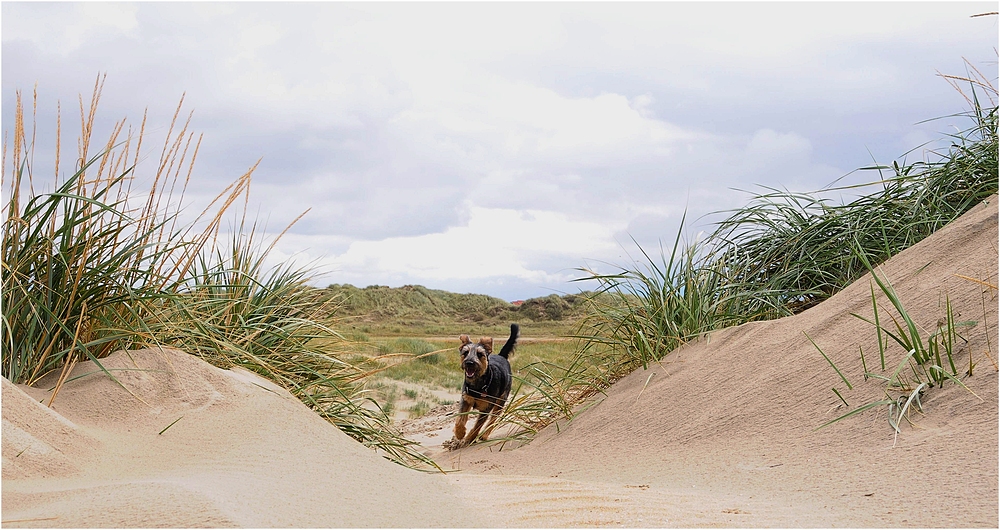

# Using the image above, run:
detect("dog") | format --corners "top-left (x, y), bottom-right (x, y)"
top-left (450, 323), bottom-right (519, 449)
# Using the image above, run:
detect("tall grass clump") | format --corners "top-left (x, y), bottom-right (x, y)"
top-left (2, 79), bottom-right (206, 386)
top-left (566, 67), bottom-right (997, 403)
top-left (573, 216), bottom-right (747, 388)
top-left (2, 77), bottom-right (436, 470)
top-left (709, 67), bottom-right (997, 318)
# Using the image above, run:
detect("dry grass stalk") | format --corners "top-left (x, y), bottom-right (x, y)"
top-left (3, 77), bottom-right (437, 470)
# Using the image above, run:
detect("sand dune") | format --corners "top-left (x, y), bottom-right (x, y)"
top-left (2, 349), bottom-right (488, 527)
top-left (3, 197), bottom-right (997, 527)
top-left (444, 195), bottom-right (999, 527)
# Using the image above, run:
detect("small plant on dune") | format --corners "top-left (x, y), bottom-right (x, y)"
top-left (408, 400), bottom-right (430, 419)
top-left (2, 78), bottom-right (437, 471)
top-left (811, 247), bottom-right (983, 441)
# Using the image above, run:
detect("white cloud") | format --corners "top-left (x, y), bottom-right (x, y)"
top-left (306, 204), bottom-right (626, 285)
top-left (2, 3), bottom-right (138, 55)
top-left (743, 129), bottom-right (814, 171)
top-left (394, 80), bottom-right (696, 169)
top-left (3, 1), bottom-right (995, 300)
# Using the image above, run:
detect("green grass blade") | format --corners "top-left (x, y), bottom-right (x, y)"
top-left (158, 416), bottom-right (184, 435)
top-left (870, 282), bottom-right (886, 371)
top-left (895, 383), bottom-right (927, 430)
top-left (805, 331), bottom-right (852, 390)
top-left (831, 387), bottom-right (849, 408)
top-left (815, 400), bottom-right (895, 430)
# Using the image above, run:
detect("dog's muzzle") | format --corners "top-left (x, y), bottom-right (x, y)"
top-left (463, 361), bottom-right (478, 378)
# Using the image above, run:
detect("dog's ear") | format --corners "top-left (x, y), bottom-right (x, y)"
top-left (479, 337), bottom-right (493, 353)
top-left (459, 334), bottom-right (471, 346)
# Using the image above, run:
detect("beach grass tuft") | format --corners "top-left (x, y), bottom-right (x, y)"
top-left (486, 66), bottom-right (998, 440)
top-left (2, 77), bottom-right (437, 470)
top-left (814, 254), bottom-right (983, 438)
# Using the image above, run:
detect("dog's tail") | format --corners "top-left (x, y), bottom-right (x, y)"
top-left (498, 323), bottom-right (519, 359)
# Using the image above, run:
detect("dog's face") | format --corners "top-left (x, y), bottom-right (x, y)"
top-left (459, 334), bottom-right (492, 379)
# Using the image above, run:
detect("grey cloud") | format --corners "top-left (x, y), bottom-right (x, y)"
top-left (4, 2), bottom-right (996, 300)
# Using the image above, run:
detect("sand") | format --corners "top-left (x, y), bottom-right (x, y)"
top-left (3, 196), bottom-right (997, 527)
top-left (2, 350), bottom-right (490, 527)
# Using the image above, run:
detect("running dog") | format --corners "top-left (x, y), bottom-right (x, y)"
top-left (450, 323), bottom-right (519, 449)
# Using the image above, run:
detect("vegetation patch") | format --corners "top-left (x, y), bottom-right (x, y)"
top-left (4, 65), bottom-right (993, 467)
top-left (502, 71), bottom-right (999, 440)
top-left (1, 79), bottom-right (436, 470)
top-left (323, 283), bottom-right (595, 337)
top-left (811, 249), bottom-right (987, 440)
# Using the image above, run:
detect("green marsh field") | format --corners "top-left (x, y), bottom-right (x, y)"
top-left (322, 285), bottom-right (589, 422)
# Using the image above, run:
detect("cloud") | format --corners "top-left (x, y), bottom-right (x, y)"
top-left (742, 129), bottom-right (814, 175)
top-left (319, 204), bottom-right (623, 281)
top-left (3, 2), bottom-right (996, 300)
top-left (2, 3), bottom-right (138, 55)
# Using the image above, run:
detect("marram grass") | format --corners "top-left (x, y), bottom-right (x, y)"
top-left (574, 75), bottom-right (996, 384)
top-left (474, 67), bottom-right (999, 442)
top-left (812, 249), bottom-right (983, 439)
top-left (2, 77), bottom-right (437, 470)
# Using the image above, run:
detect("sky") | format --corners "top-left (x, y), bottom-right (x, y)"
top-left (2, 2), bottom-right (997, 301)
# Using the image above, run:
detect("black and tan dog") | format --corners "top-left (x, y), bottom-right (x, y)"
top-left (450, 323), bottom-right (519, 449)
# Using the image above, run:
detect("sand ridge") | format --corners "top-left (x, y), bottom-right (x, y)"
top-left (441, 195), bottom-right (999, 527)
top-left (2, 348), bottom-right (490, 528)
top-left (2, 196), bottom-right (997, 527)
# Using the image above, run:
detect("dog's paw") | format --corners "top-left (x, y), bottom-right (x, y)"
top-left (443, 438), bottom-right (462, 451)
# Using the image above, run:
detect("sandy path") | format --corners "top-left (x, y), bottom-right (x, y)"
top-left (447, 474), bottom-right (807, 527)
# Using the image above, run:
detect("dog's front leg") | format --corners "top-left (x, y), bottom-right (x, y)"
top-left (478, 406), bottom-right (502, 442)
top-left (462, 406), bottom-right (491, 446)
top-left (453, 396), bottom-right (474, 444)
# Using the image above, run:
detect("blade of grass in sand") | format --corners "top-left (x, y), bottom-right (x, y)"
top-left (805, 331), bottom-right (852, 390)
top-left (158, 416), bottom-right (184, 435)
top-left (815, 399), bottom-right (896, 431)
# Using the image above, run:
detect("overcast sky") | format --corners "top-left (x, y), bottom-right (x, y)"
top-left (3, 2), bottom-right (997, 300)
